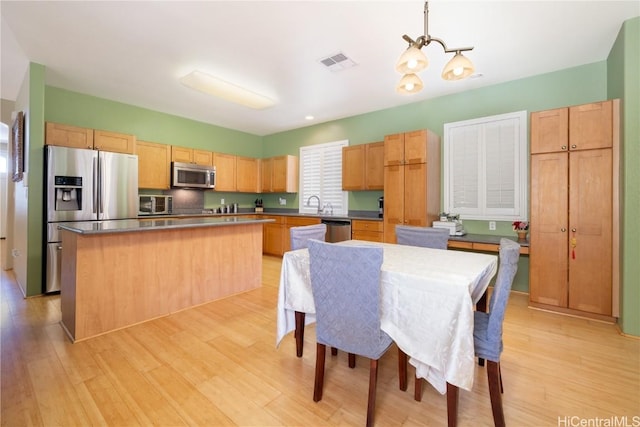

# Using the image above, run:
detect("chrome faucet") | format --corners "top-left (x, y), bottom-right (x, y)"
top-left (306, 195), bottom-right (322, 214)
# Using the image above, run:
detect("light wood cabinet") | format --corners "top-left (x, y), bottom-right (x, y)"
top-left (262, 155), bottom-right (298, 193)
top-left (46, 122), bottom-right (135, 154)
top-left (529, 100), bottom-right (619, 320)
top-left (262, 215), bottom-right (285, 256)
top-left (383, 129), bottom-right (441, 243)
top-left (94, 130), bottom-right (136, 154)
top-left (236, 156), bottom-right (260, 193)
top-left (171, 147), bottom-right (213, 165)
top-left (213, 153), bottom-right (236, 191)
top-left (46, 122), bottom-right (94, 149)
top-left (352, 219), bottom-right (383, 242)
top-left (136, 140), bottom-right (171, 189)
top-left (342, 141), bottom-right (384, 191)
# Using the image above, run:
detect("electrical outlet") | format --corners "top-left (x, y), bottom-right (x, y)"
top-left (489, 221), bottom-right (496, 231)
top-left (279, 197), bottom-right (286, 206)
top-left (221, 198), bottom-right (225, 204)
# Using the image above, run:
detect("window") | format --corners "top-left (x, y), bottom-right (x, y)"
top-left (299, 140), bottom-right (348, 215)
top-left (443, 111), bottom-right (528, 221)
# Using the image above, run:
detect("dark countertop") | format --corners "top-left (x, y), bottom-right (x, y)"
top-left (139, 209), bottom-right (384, 222)
top-left (449, 233), bottom-right (529, 248)
top-left (58, 217), bottom-right (274, 235)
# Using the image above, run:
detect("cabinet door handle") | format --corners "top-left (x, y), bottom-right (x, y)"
top-left (561, 145), bottom-right (567, 150)
top-left (571, 228), bottom-right (576, 232)
top-left (561, 228), bottom-right (567, 232)
top-left (571, 144), bottom-right (577, 149)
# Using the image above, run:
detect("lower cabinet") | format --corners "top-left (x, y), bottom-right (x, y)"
top-left (351, 219), bottom-right (383, 242)
top-left (263, 216), bottom-right (285, 256)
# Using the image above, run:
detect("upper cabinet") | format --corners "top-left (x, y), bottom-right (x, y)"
top-left (236, 156), bottom-right (260, 193)
top-left (171, 146), bottom-right (212, 165)
top-left (342, 141), bottom-right (384, 191)
top-left (383, 129), bottom-right (440, 243)
top-left (262, 155), bottom-right (298, 193)
top-left (46, 122), bottom-right (135, 154)
top-left (213, 152), bottom-right (236, 191)
top-left (136, 140), bottom-right (171, 189)
top-left (531, 101), bottom-right (613, 154)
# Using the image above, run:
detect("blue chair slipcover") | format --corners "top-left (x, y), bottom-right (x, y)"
top-left (396, 225), bottom-right (449, 249)
top-left (290, 223), bottom-right (327, 250)
top-left (308, 239), bottom-right (407, 427)
top-left (289, 223), bottom-right (327, 357)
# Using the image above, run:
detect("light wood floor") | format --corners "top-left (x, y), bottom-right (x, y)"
top-left (1, 256), bottom-right (638, 426)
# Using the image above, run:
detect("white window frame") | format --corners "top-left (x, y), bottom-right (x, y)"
top-left (443, 111), bottom-right (528, 221)
top-left (299, 140), bottom-right (348, 216)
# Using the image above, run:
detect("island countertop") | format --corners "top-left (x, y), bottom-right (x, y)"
top-left (57, 216), bottom-right (274, 235)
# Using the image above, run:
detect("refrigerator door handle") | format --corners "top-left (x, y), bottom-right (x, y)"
top-left (93, 156), bottom-right (98, 214)
top-left (98, 155), bottom-right (104, 216)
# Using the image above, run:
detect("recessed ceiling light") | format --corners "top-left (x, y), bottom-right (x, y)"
top-left (179, 70), bottom-right (275, 109)
top-left (305, 115), bottom-right (314, 120)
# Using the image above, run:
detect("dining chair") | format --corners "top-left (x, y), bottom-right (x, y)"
top-left (289, 223), bottom-right (327, 357)
top-left (395, 225), bottom-right (449, 249)
top-left (290, 223), bottom-right (327, 251)
top-left (415, 238), bottom-right (520, 427)
top-left (308, 239), bottom-right (408, 427)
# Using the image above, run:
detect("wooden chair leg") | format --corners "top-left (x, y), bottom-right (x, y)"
top-left (398, 348), bottom-right (407, 391)
top-left (414, 374), bottom-right (422, 401)
top-left (348, 353), bottom-right (356, 368)
top-left (446, 382), bottom-right (459, 427)
top-left (313, 343), bottom-right (326, 402)
top-left (294, 311), bottom-right (305, 357)
top-left (476, 291), bottom-right (487, 367)
top-left (487, 361), bottom-right (505, 427)
top-left (499, 362), bottom-right (503, 393)
top-left (366, 359), bottom-right (379, 427)
top-left (331, 347), bottom-right (338, 356)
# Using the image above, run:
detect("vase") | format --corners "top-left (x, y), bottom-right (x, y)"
top-left (516, 230), bottom-right (528, 242)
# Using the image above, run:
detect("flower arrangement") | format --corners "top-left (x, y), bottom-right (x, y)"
top-left (512, 221), bottom-right (529, 231)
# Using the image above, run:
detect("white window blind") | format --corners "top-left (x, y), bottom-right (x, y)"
top-left (444, 111), bottom-right (527, 221)
top-left (299, 140), bottom-right (348, 215)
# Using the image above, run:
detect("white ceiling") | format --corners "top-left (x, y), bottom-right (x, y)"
top-left (1, 1), bottom-right (638, 136)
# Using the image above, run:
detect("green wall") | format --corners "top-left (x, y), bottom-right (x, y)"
top-left (607, 17), bottom-right (640, 336)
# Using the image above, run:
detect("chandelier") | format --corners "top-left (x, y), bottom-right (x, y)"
top-left (396, 1), bottom-right (475, 94)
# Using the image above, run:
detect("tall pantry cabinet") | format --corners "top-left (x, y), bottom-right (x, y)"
top-left (383, 129), bottom-right (440, 243)
top-left (529, 100), bottom-right (619, 320)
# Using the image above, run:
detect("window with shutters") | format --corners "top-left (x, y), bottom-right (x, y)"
top-left (443, 111), bottom-right (527, 221)
top-left (299, 140), bottom-right (349, 216)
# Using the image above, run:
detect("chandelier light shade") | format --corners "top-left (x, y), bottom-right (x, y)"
top-left (396, 73), bottom-right (424, 94)
top-left (395, 1), bottom-right (475, 94)
top-left (395, 45), bottom-right (429, 74)
top-left (442, 51), bottom-right (475, 80)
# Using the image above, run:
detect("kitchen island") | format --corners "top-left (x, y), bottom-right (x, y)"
top-left (58, 217), bottom-right (272, 342)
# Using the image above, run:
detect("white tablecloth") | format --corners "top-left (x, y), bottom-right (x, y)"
top-left (275, 240), bottom-right (498, 394)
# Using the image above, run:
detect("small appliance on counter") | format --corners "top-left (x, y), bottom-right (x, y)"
top-left (139, 195), bottom-right (172, 215)
top-left (254, 198), bottom-right (263, 213)
top-left (378, 196), bottom-right (384, 218)
top-left (433, 213), bottom-right (466, 236)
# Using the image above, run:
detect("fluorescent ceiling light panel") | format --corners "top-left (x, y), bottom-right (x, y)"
top-left (180, 70), bottom-right (275, 109)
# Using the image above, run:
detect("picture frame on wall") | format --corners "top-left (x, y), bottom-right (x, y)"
top-left (11, 111), bottom-right (24, 182)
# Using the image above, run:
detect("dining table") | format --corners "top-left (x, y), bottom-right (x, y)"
top-left (275, 240), bottom-right (498, 394)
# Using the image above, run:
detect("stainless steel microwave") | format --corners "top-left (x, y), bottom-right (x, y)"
top-left (139, 195), bottom-right (173, 215)
top-left (171, 162), bottom-right (216, 189)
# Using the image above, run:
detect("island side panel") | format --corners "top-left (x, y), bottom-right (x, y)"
top-left (60, 230), bottom-right (78, 340)
top-left (63, 222), bottom-right (263, 342)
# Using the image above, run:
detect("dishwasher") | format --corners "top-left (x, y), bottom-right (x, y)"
top-left (321, 218), bottom-right (352, 242)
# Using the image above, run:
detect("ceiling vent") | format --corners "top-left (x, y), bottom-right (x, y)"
top-left (319, 52), bottom-right (357, 72)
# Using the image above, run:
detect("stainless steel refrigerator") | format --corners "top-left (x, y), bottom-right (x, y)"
top-left (44, 145), bottom-right (138, 293)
